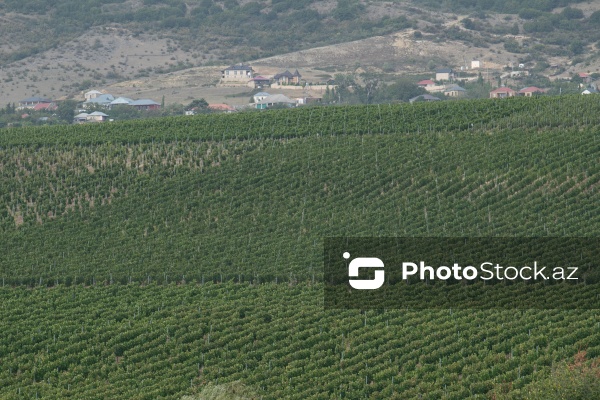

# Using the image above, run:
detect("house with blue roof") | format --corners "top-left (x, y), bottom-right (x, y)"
top-left (444, 85), bottom-right (467, 97)
top-left (83, 94), bottom-right (115, 109)
top-left (253, 92), bottom-right (270, 104)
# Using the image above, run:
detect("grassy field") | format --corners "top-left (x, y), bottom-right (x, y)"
top-left (0, 96), bottom-right (599, 399)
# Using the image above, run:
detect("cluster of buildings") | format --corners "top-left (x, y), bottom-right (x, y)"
top-left (421, 63), bottom-right (599, 100)
top-left (220, 64), bottom-right (304, 89)
top-left (82, 90), bottom-right (161, 110)
top-left (71, 90), bottom-right (162, 123)
top-left (15, 90), bottom-right (162, 123)
top-left (17, 97), bottom-right (58, 112)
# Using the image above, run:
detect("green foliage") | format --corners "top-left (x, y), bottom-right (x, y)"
top-left (56, 100), bottom-right (77, 123)
top-left (0, 0), bottom-right (413, 66)
top-left (496, 351), bottom-right (600, 399)
top-left (183, 381), bottom-right (259, 399)
top-left (0, 97), bottom-right (599, 399)
top-left (186, 98), bottom-right (209, 110)
top-left (561, 6), bottom-right (584, 19)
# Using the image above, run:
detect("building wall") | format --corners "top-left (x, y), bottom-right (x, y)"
top-left (222, 69), bottom-right (253, 82)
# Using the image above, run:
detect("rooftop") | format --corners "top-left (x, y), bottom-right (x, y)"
top-left (519, 86), bottom-right (544, 93)
top-left (110, 97), bottom-right (133, 105)
top-left (257, 94), bottom-right (295, 104)
top-left (223, 64), bottom-right (253, 71)
top-left (20, 96), bottom-right (51, 103)
top-left (130, 99), bottom-right (160, 106)
top-left (444, 86), bottom-right (466, 92)
top-left (490, 87), bottom-right (516, 93)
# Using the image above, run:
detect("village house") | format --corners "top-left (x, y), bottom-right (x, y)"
top-left (295, 96), bottom-right (322, 106)
top-left (253, 92), bottom-right (270, 104)
top-left (273, 70), bottom-right (302, 85)
top-left (130, 99), bottom-right (161, 110)
top-left (208, 104), bottom-right (236, 113)
top-left (83, 94), bottom-right (115, 109)
top-left (247, 76), bottom-right (271, 89)
top-left (490, 87), bottom-right (517, 99)
top-left (18, 96), bottom-right (52, 110)
top-left (255, 94), bottom-right (295, 109)
top-left (73, 113), bottom-right (89, 123)
top-left (582, 86), bottom-right (598, 95)
top-left (518, 87), bottom-right (545, 97)
top-left (84, 90), bottom-right (104, 101)
top-left (87, 111), bottom-right (109, 122)
top-left (409, 94), bottom-right (441, 103)
top-left (73, 111), bottom-right (109, 123)
top-left (417, 79), bottom-right (436, 88)
top-left (435, 68), bottom-right (454, 81)
top-left (110, 97), bottom-right (134, 107)
top-left (444, 85), bottom-right (467, 97)
top-left (471, 60), bottom-right (482, 69)
top-left (33, 102), bottom-right (58, 112)
top-left (221, 64), bottom-right (254, 83)
top-left (578, 73), bottom-right (592, 84)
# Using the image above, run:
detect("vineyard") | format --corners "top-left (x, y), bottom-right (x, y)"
top-left (0, 95), bottom-right (599, 399)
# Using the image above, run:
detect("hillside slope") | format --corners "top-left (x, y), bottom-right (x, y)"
top-left (0, 96), bottom-right (599, 398)
top-left (3, 0), bottom-right (600, 105)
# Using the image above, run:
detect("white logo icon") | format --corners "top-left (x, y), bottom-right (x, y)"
top-left (345, 252), bottom-right (385, 290)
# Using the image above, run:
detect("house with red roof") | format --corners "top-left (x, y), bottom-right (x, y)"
top-left (489, 87), bottom-right (516, 99)
top-left (18, 96), bottom-right (52, 110)
top-left (208, 104), bottom-right (236, 113)
top-left (417, 79), bottom-right (436, 88)
top-left (247, 76), bottom-right (271, 89)
top-left (33, 102), bottom-right (58, 111)
top-left (518, 87), bottom-right (546, 97)
top-left (578, 72), bottom-right (592, 84)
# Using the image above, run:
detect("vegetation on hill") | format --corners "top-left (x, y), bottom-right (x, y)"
top-left (0, 95), bottom-right (599, 398)
top-left (0, 0), bottom-right (414, 65)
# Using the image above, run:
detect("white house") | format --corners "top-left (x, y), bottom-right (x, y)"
top-left (435, 68), bottom-right (454, 81)
top-left (87, 111), bottom-right (109, 122)
top-left (255, 94), bottom-right (295, 109)
top-left (253, 92), bottom-right (270, 104)
top-left (83, 94), bottom-right (115, 108)
top-left (84, 90), bottom-right (104, 101)
top-left (221, 64), bottom-right (254, 83)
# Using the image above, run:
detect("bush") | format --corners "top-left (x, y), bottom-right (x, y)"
top-left (495, 351), bottom-right (600, 399)
top-left (561, 7), bottom-right (584, 20)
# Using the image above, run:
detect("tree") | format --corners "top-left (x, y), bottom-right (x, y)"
top-left (186, 98), bottom-right (209, 111)
top-left (590, 11), bottom-right (600, 25)
top-left (374, 80), bottom-right (426, 103)
top-left (56, 100), bottom-right (78, 123)
top-left (510, 23), bottom-right (519, 35)
top-left (358, 73), bottom-right (380, 104)
top-left (561, 7), bottom-right (584, 20)
top-left (332, 74), bottom-right (359, 104)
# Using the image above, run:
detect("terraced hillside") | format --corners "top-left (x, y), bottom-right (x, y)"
top-left (0, 96), bottom-right (599, 399)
